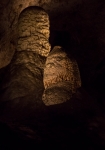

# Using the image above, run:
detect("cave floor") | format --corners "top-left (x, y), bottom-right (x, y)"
top-left (0, 88), bottom-right (105, 150)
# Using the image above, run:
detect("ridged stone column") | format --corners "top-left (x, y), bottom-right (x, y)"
top-left (0, 6), bottom-right (50, 121)
top-left (42, 46), bottom-right (81, 106)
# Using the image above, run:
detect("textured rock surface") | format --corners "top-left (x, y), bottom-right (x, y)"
top-left (0, 0), bottom-right (105, 90)
top-left (42, 46), bottom-right (81, 105)
top-left (17, 6), bottom-right (50, 56)
top-left (0, 1), bottom-right (105, 149)
top-left (0, 6), bottom-right (50, 122)
top-left (0, 0), bottom-right (105, 72)
top-left (0, 0), bottom-right (78, 68)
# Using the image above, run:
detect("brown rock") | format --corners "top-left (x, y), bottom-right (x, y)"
top-left (17, 6), bottom-right (51, 57)
top-left (42, 46), bottom-right (81, 105)
top-left (0, 6), bottom-right (50, 122)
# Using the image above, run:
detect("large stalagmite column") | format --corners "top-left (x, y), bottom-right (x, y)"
top-left (42, 46), bottom-right (81, 106)
top-left (0, 6), bottom-right (50, 121)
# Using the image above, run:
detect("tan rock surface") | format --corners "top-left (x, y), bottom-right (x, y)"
top-left (42, 46), bottom-right (81, 105)
top-left (0, 0), bottom-right (77, 68)
top-left (0, 6), bottom-right (50, 121)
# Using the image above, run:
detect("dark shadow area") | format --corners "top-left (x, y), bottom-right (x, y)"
top-left (49, 30), bottom-right (70, 50)
top-left (0, 88), bottom-right (105, 149)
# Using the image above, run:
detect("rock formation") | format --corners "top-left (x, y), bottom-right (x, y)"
top-left (0, 0), bottom-right (105, 89)
top-left (0, 6), bottom-right (50, 122)
top-left (42, 46), bottom-right (81, 105)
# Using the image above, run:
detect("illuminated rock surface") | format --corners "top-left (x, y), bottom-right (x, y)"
top-left (17, 6), bottom-right (50, 56)
top-left (42, 46), bottom-right (81, 105)
top-left (0, 0), bottom-right (105, 149)
top-left (0, 6), bottom-right (50, 122)
top-left (0, 0), bottom-right (105, 88)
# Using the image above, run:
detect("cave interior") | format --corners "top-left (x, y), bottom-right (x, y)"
top-left (0, 0), bottom-right (105, 149)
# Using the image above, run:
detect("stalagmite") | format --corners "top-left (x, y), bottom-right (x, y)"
top-left (0, 6), bottom-right (50, 121)
top-left (42, 46), bottom-right (81, 106)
